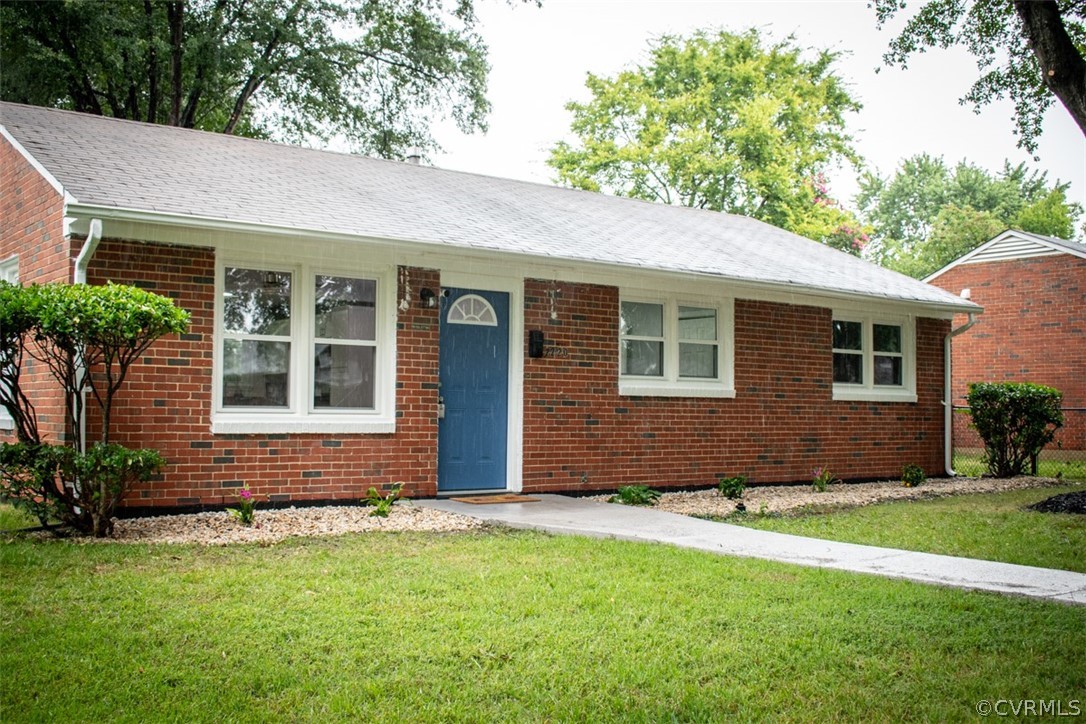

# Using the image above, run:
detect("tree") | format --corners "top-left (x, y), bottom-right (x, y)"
top-left (547, 29), bottom-right (868, 253)
top-left (857, 154), bottom-right (1082, 276)
top-left (873, 0), bottom-right (1086, 152)
top-left (0, 282), bottom-right (189, 536)
top-left (0, 0), bottom-right (535, 158)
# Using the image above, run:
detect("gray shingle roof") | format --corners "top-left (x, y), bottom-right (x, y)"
top-left (1, 102), bottom-right (976, 311)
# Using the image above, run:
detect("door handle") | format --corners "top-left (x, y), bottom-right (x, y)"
top-left (437, 397), bottom-right (445, 420)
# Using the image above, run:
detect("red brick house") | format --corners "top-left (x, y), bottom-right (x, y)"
top-left (926, 230), bottom-right (1086, 454)
top-left (1, 103), bottom-right (980, 511)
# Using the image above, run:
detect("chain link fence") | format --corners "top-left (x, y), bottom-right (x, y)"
top-left (952, 406), bottom-right (1086, 480)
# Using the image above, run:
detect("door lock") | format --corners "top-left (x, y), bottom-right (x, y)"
top-left (437, 396), bottom-right (445, 420)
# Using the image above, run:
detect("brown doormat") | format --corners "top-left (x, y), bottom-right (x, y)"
top-left (449, 494), bottom-right (540, 504)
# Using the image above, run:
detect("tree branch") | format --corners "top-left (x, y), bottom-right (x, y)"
top-left (1013, 0), bottom-right (1086, 137)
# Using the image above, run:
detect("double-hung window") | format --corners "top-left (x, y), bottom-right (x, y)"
top-left (619, 295), bottom-right (733, 398)
top-left (215, 262), bottom-right (395, 433)
top-left (832, 312), bottom-right (915, 402)
top-left (0, 255), bottom-right (18, 431)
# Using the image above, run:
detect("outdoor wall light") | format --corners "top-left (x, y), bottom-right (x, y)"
top-left (420, 287), bottom-right (437, 308)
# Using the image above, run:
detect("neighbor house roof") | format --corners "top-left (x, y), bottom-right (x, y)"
top-left (924, 229), bottom-right (1086, 282)
top-left (1, 102), bottom-right (977, 312)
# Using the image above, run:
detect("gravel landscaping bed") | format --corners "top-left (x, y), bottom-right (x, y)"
top-left (25, 475), bottom-right (1076, 545)
top-left (633, 475), bottom-right (1072, 518)
top-left (104, 502), bottom-right (484, 545)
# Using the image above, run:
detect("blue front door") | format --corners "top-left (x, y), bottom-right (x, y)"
top-left (438, 288), bottom-right (509, 491)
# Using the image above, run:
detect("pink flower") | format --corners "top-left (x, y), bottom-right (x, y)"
top-left (239, 489), bottom-right (252, 500)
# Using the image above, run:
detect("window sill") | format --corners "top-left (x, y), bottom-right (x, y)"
top-left (211, 415), bottom-right (396, 435)
top-left (832, 387), bottom-right (917, 403)
top-left (619, 381), bottom-right (736, 399)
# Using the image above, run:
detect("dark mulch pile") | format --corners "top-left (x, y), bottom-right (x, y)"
top-left (1028, 491), bottom-right (1086, 515)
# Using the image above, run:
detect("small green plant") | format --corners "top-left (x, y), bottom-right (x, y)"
top-left (811, 467), bottom-right (840, 493)
top-left (226, 483), bottom-right (258, 526)
top-left (608, 485), bottom-right (661, 506)
top-left (717, 475), bottom-right (747, 500)
top-left (365, 482), bottom-right (405, 517)
top-left (901, 464), bottom-right (926, 488)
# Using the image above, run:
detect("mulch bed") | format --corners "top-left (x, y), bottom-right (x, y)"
top-left (1028, 491), bottom-right (1086, 515)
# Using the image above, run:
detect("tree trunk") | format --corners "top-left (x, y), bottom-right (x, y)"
top-left (1014, 0), bottom-right (1086, 137)
top-left (166, 0), bottom-right (184, 126)
top-left (145, 0), bottom-right (160, 123)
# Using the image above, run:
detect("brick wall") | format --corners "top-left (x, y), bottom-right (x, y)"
top-left (83, 239), bottom-right (440, 510)
top-left (11, 226), bottom-right (953, 506)
top-left (1, 136), bottom-right (69, 444)
top-left (930, 255), bottom-right (1086, 451)
top-left (522, 279), bottom-right (948, 491)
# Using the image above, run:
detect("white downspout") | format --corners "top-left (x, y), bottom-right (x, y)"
top-left (944, 289), bottom-right (977, 476)
top-left (73, 219), bottom-right (102, 453)
top-left (74, 218), bottom-right (102, 285)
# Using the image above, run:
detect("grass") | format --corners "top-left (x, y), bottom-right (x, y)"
top-left (2, 527), bottom-right (1085, 721)
top-left (731, 484), bottom-right (1086, 573)
top-left (952, 451), bottom-right (1086, 480)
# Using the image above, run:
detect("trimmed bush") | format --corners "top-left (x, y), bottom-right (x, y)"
top-left (0, 281), bottom-right (188, 536)
top-left (967, 382), bottom-right (1063, 478)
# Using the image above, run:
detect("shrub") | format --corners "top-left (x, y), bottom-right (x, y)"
top-left (364, 482), bottom-right (405, 517)
top-left (717, 475), bottom-right (747, 500)
top-left (608, 485), bottom-right (661, 506)
top-left (967, 382), bottom-right (1063, 478)
top-left (0, 442), bottom-right (164, 537)
top-left (811, 467), bottom-right (840, 492)
top-left (901, 464), bottom-right (926, 488)
top-left (0, 282), bottom-right (188, 536)
top-left (0, 443), bottom-right (65, 527)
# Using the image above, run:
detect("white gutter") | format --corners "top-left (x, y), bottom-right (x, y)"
top-left (73, 218), bottom-right (102, 453)
top-left (943, 289), bottom-right (978, 476)
top-left (65, 202), bottom-right (983, 317)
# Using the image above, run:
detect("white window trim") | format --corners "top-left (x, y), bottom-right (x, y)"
top-left (618, 293), bottom-right (735, 398)
top-left (0, 255), bottom-right (18, 430)
top-left (832, 311), bottom-right (917, 403)
top-left (212, 258), bottom-right (397, 434)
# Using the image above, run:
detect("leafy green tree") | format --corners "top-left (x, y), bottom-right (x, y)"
top-left (873, 0), bottom-right (1086, 152)
top-left (892, 205), bottom-right (1005, 278)
top-left (858, 154), bottom-right (1082, 276)
top-left (0, 283), bottom-right (188, 536)
top-left (0, 0), bottom-right (535, 158)
top-left (547, 29), bottom-right (867, 252)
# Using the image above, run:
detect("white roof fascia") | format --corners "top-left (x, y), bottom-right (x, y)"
top-left (0, 123), bottom-right (75, 204)
top-left (924, 229), bottom-right (1086, 282)
top-left (69, 202), bottom-right (982, 316)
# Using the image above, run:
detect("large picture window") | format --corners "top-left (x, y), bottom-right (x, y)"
top-left (215, 261), bottom-right (394, 433)
top-left (619, 295), bottom-right (733, 398)
top-left (831, 313), bottom-right (915, 402)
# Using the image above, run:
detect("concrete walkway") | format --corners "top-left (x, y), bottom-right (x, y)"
top-left (417, 494), bottom-right (1086, 605)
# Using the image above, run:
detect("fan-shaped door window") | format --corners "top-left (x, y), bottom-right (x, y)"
top-left (447, 294), bottom-right (498, 326)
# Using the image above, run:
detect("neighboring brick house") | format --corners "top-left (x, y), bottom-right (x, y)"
top-left (1, 103), bottom-right (979, 511)
top-left (926, 230), bottom-right (1086, 454)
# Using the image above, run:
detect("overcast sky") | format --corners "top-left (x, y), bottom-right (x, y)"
top-left (432, 0), bottom-right (1085, 219)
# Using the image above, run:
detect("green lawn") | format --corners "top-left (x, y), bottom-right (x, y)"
top-left (731, 484), bottom-right (1086, 573)
top-left (3, 528), bottom-right (1084, 721)
top-left (952, 451), bottom-right (1086, 480)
